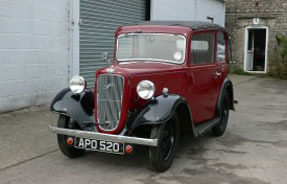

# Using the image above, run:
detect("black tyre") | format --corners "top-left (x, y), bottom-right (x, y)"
top-left (149, 114), bottom-right (180, 172)
top-left (212, 92), bottom-right (230, 136)
top-left (57, 115), bottom-right (85, 158)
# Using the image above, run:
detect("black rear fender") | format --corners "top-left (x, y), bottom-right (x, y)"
top-left (217, 78), bottom-right (235, 114)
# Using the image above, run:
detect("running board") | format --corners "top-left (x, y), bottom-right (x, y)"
top-left (193, 118), bottom-right (220, 137)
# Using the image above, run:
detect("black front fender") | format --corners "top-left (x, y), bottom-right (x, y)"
top-left (128, 94), bottom-right (190, 134)
top-left (50, 88), bottom-right (95, 131)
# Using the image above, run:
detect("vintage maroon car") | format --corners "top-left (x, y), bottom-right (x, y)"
top-left (49, 21), bottom-right (235, 172)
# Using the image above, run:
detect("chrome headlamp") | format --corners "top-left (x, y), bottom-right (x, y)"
top-left (69, 76), bottom-right (86, 94)
top-left (136, 80), bottom-right (155, 100)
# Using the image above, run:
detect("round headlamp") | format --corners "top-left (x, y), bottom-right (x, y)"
top-left (69, 76), bottom-right (86, 94)
top-left (136, 80), bottom-right (155, 100)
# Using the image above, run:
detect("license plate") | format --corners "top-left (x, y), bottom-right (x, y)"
top-left (74, 137), bottom-right (124, 155)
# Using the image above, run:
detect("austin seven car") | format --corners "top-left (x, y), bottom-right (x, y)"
top-left (49, 21), bottom-right (235, 172)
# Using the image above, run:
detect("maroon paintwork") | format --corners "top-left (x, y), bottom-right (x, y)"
top-left (95, 25), bottom-right (229, 134)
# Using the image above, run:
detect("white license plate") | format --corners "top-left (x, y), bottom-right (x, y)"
top-left (74, 137), bottom-right (124, 155)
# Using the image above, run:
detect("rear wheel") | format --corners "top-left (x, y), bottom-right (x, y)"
top-left (57, 115), bottom-right (85, 158)
top-left (149, 114), bottom-right (180, 172)
top-left (212, 92), bottom-right (230, 136)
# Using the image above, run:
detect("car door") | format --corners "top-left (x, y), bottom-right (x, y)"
top-left (188, 31), bottom-right (218, 124)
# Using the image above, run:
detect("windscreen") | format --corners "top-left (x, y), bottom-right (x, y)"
top-left (116, 33), bottom-right (186, 64)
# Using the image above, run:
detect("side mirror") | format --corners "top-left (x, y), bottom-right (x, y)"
top-left (102, 52), bottom-right (111, 64)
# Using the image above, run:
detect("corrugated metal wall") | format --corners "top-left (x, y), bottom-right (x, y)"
top-left (80, 0), bottom-right (148, 88)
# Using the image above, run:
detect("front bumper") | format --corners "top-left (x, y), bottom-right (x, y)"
top-left (49, 125), bottom-right (158, 147)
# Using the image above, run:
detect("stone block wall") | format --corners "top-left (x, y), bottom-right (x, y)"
top-left (225, 0), bottom-right (287, 71)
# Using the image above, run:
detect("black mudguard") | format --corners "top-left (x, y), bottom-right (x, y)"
top-left (217, 78), bottom-right (235, 114)
top-left (128, 94), bottom-right (190, 134)
top-left (50, 88), bottom-right (95, 131)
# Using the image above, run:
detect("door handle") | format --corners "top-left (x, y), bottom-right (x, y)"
top-left (214, 72), bottom-right (221, 77)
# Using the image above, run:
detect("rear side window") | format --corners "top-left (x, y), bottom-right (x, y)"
top-left (217, 32), bottom-right (226, 62)
top-left (191, 33), bottom-right (215, 65)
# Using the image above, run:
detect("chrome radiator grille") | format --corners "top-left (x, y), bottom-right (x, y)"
top-left (97, 74), bottom-right (124, 131)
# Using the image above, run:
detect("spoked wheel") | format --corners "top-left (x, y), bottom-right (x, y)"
top-left (57, 115), bottom-right (85, 158)
top-left (149, 114), bottom-right (180, 172)
top-left (212, 92), bottom-right (230, 136)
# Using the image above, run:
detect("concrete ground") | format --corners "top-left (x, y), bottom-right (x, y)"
top-left (0, 75), bottom-right (287, 184)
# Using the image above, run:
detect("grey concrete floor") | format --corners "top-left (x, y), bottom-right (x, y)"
top-left (0, 75), bottom-right (287, 184)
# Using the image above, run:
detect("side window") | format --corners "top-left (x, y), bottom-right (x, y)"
top-left (191, 33), bottom-right (215, 65)
top-left (217, 32), bottom-right (226, 62)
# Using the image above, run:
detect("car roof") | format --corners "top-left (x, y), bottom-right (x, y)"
top-left (138, 21), bottom-right (224, 30)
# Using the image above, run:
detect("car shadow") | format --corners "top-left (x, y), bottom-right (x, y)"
top-left (72, 131), bottom-right (216, 171)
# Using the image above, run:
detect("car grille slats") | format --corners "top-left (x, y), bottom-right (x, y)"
top-left (97, 74), bottom-right (124, 130)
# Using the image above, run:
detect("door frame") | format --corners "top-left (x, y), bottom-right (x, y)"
top-left (243, 25), bottom-right (269, 73)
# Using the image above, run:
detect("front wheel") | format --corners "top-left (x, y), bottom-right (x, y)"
top-left (57, 115), bottom-right (85, 158)
top-left (149, 114), bottom-right (180, 172)
top-left (212, 92), bottom-right (230, 136)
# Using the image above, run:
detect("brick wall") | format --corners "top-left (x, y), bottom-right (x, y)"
top-left (0, 0), bottom-right (70, 112)
top-left (225, 0), bottom-right (287, 71)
